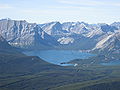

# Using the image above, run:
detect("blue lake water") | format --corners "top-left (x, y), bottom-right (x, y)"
top-left (101, 60), bottom-right (120, 66)
top-left (23, 50), bottom-right (95, 65)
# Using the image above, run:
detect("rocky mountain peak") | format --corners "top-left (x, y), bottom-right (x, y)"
top-left (0, 19), bottom-right (58, 49)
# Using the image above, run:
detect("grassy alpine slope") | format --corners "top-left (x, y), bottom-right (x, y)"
top-left (1, 58), bottom-right (120, 90)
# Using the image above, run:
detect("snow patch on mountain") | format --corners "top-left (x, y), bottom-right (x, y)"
top-left (94, 34), bottom-right (114, 49)
top-left (58, 37), bottom-right (74, 44)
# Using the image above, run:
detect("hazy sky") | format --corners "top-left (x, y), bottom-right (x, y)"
top-left (0, 0), bottom-right (120, 24)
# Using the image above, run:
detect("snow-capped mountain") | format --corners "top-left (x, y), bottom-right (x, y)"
top-left (93, 31), bottom-right (120, 53)
top-left (40, 21), bottom-right (119, 50)
top-left (111, 22), bottom-right (120, 29)
top-left (40, 22), bottom-right (68, 35)
top-left (0, 18), bottom-right (120, 51)
top-left (0, 19), bottom-right (58, 49)
top-left (62, 22), bottom-right (90, 35)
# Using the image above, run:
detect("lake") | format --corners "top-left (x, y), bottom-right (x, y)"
top-left (23, 50), bottom-right (95, 65)
top-left (101, 60), bottom-right (120, 66)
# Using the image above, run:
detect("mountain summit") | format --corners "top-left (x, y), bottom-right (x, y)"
top-left (0, 19), bottom-right (120, 51)
top-left (0, 19), bottom-right (58, 49)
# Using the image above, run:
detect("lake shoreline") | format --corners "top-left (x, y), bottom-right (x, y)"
top-left (23, 50), bottom-right (95, 66)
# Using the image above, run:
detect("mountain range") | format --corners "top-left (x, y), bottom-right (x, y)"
top-left (0, 18), bottom-right (120, 53)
